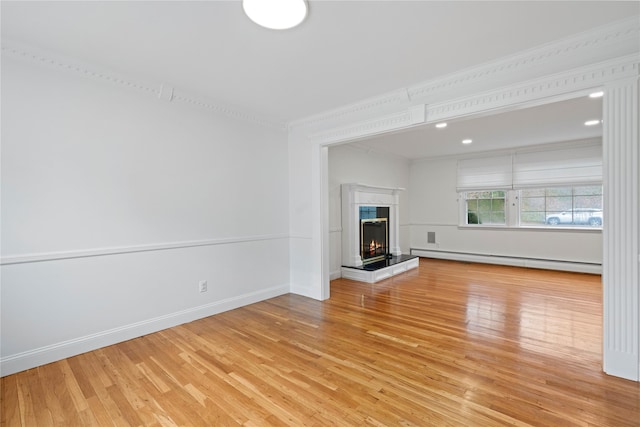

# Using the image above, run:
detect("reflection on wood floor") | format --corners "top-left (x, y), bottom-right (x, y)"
top-left (2, 258), bottom-right (639, 426)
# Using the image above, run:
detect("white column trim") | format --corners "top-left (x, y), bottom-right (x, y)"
top-left (602, 76), bottom-right (640, 381)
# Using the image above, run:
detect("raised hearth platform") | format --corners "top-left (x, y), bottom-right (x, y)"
top-left (341, 255), bottom-right (419, 283)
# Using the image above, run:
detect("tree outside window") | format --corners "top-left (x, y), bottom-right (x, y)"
top-left (465, 191), bottom-right (506, 225)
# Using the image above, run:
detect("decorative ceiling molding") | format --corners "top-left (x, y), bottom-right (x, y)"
top-left (1, 43), bottom-right (159, 97)
top-left (1, 41), bottom-right (286, 131)
top-left (308, 53), bottom-right (638, 151)
top-left (289, 88), bottom-right (411, 131)
top-left (291, 16), bottom-right (639, 132)
top-left (309, 104), bottom-right (425, 145)
top-left (407, 16), bottom-right (639, 103)
top-left (310, 110), bottom-right (410, 145)
top-left (426, 54), bottom-right (640, 124)
top-left (171, 93), bottom-right (285, 131)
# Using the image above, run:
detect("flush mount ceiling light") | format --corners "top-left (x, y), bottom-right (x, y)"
top-left (585, 119), bottom-right (602, 126)
top-left (462, 139), bottom-right (473, 145)
top-left (589, 91), bottom-right (604, 98)
top-left (435, 122), bottom-right (448, 128)
top-left (243, 0), bottom-right (308, 30)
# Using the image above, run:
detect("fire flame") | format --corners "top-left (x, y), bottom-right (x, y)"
top-left (369, 239), bottom-right (383, 255)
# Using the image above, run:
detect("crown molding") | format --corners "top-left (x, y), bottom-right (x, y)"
top-left (289, 89), bottom-right (411, 131)
top-left (290, 16), bottom-right (640, 132)
top-left (1, 42), bottom-right (160, 96)
top-left (1, 40), bottom-right (286, 131)
top-left (171, 92), bottom-right (286, 131)
top-left (408, 16), bottom-right (639, 103)
top-left (309, 53), bottom-right (637, 150)
top-left (426, 53), bottom-right (640, 124)
top-left (309, 104), bottom-right (425, 145)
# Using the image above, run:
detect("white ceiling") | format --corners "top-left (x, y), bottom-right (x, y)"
top-left (2, 1), bottom-right (638, 159)
top-left (2, 1), bottom-right (638, 125)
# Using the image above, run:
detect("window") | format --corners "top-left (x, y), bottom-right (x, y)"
top-left (457, 141), bottom-right (603, 229)
top-left (520, 185), bottom-right (603, 227)
top-left (465, 191), bottom-right (506, 225)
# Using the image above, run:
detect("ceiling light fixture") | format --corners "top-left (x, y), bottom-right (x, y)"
top-left (462, 139), bottom-right (473, 145)
top-left (242, 0), bottom-right (308, 30)
top-left (589, 91), bottom-right (604, 98)
top-left (435, 122), bottom-right (447, 128)
top-left (584, 120), bottom-right (601, 126)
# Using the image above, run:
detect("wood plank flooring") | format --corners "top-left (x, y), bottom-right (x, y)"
top-left (2, 258), bottom-right (639, 426)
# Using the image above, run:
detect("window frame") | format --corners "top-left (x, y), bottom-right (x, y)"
top-left (517, 185), bottom-right (603, 229)
top-left (459, 185), bottom-right (603, 231)
top-left (459, 190), bottom-right (511, 228)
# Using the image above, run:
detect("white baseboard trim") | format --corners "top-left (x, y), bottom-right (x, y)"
top-left (0, 284), bottom-right (289, 377)
top-left (411, 249), bottom-right (602, 274)
top-left (329, 270), bottom-right (342, 281)
top-left (603, 349), bottom-right (640, 381)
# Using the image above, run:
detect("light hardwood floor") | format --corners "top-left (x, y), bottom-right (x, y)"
top-left (2, 258), bottom-right (639, 426)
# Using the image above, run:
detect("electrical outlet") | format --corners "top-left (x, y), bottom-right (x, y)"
top-left (199, 280), bottom-right (208, 293)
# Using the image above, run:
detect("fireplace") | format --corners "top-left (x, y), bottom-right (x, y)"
top-left (360, 206), bottom-right (389, 264)
top-left (341, 183), bottom-right (419, 283)
top-left (341, 184), bottom-right (402, 267)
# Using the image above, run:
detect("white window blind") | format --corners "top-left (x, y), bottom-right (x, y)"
top-left (513, 143), bottom-right (602, 188)
top-left (457, 155), bottom-right (512, 192)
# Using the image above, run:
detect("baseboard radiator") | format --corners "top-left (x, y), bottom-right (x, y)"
top-left (410, 248), bottom-right (602, 274)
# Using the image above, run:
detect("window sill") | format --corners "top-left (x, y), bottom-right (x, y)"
top-left (458, 225), bottom-right (510, 230)
top-left (458, 225), bottom-right (602, 233)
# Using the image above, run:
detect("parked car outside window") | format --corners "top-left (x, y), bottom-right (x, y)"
top-left (545, 208), bottom-right (603, 226)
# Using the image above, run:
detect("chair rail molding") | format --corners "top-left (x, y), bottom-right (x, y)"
top-left (0, 233), bottom-right (289, 266)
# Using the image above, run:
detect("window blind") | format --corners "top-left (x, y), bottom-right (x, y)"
top-left (513, 143), bottom-right (602, 188)
top-left (456, 155), bottom-right (512, 192)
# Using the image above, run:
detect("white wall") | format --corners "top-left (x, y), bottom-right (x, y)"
top-left (1, 53), bottom-right (290, 375)
top-left (327, 144), bottom-right (410, 278)
top-left (409, 156), bottom-right (603, 267)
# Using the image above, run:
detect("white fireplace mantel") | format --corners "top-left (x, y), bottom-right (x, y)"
top-left (341, 183), bottom-right (404, 267)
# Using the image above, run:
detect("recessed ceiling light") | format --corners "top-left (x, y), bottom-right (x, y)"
top-left (243, 0), bottom-right (308, 30)
top-left (589, 91), bottom-right (604, 98)
top-left (462, 139), bottom-right (473, 144)
top-left (584, 120), bottom-right (601, 126)
top-left (435, 122), bottom-right (447, 129)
